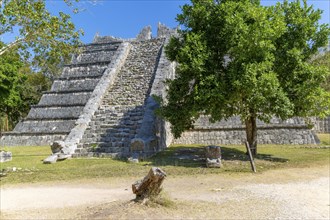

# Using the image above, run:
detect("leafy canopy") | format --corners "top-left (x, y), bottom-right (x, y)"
top-left (0, 0), bottom-right (83, 77)
top-left (0, 41), bottom-right (24, 106)
top-left (160, 0), bottom-right (330, 138)
top-left (311, 50), bottom-right (330, 91)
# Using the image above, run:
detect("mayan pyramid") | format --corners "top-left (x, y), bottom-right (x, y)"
top-left (0, 24), bottom-right (320, 159)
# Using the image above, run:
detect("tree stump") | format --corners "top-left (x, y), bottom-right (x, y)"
top-left (132, 167), bottom-right (166, 200)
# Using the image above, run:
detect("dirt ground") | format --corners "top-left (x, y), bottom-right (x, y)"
top-left (1, 165), bottom-right (329, 220)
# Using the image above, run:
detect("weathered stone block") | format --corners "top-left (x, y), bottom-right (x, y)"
top-left (206, 158), bottom-right (221, 168)
top-left (205, 145), bottom-right (221, 168)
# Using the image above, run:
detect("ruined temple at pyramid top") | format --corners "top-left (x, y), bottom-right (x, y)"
top-left (0, 23), bottom-right (321, 159)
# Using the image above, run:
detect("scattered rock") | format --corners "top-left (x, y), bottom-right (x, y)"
top-left (128, 157), bottom-right (139, 163)
top-left (0, 170), bottom-right (7, 177)
top-left (0, 150), bottom-right (12, 163)
top-left (43, 154), bottom-right (58, 164)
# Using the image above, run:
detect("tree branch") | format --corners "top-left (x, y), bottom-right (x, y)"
top-left (0, 37), bottom-right (24, 56)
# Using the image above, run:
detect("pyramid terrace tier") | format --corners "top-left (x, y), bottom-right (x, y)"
top-left (70, 42), bottom-right (121, 64)
top-left (61, 65), bottom-right (108, 78)
top-left (80, 41), bottom-right (122, 52)
top-left (64, 61), bottom-right (111, 68)
top-left (13, 119), bottom-right (76, 133)
top-left (72, 50), bottom-right (116, 64)
top-left (0, 133), bottom-right (68, 146)
top-left (51, 77), bottom-right (101, 92)
top-left (38, 91), bottom-right (92, 106)
top-left (26, 106), bottom-right (84, 119)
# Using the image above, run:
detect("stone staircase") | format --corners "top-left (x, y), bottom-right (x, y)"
top-left (0, 41), bottom-right (122, 146)
top-left (76, 39), bottom-right (164, 157)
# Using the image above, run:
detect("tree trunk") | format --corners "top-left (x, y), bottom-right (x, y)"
top-left (245, 116), bottom-right (257, 156)
top-left (5, 113), bottom-right (8, 131)
top-left (132, 167), bottom-right (167, 200)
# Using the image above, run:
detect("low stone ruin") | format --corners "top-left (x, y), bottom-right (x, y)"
top-left (205, 145), bottom-right (222, 168)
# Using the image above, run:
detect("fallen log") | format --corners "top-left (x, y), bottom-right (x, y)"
top-left (132, 167), bottom-right (166, 200)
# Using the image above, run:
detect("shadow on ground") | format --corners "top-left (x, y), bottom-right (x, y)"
top-left (147, 145), bottom-right (288, 168)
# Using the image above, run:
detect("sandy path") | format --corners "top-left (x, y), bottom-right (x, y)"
top-left (1, 186), bottom-right (133, 210)
top-left (1, 166), bottom-right (329, 219)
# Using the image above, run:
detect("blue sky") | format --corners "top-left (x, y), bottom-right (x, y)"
top-left (46, 0), bottom-right (329, 44)
top-left (1, 0), bottom-right (329, 44)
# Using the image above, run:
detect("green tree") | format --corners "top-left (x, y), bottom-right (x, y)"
top-left (0, 0), bottom-right (83, 78)
top-left (311, 50), bottom-right (330, 91)
top-left (0, 0), bottom-right (83, 131)
top-left (158, 0), bottom-right (330, 155)
top-left (0, 41), bottom-right (51, 131)
top-left (0, 41), bottom-right (25, 131)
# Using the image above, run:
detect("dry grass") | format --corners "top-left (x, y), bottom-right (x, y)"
top-left (1, 143), bottom-right (329, 185)
top-left (317, 133), bottom-right (330, 145)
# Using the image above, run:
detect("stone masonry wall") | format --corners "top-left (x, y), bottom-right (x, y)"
top-left (173, 116), bottom-right (319, 145)
top-left (312, 116), bottom-right (330, 133)
top-left (173, 128), bottom-right (318, 145)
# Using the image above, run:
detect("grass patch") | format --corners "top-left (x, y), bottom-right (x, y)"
top-left (144, 191), bottom-right (176, 208)
top-left (0, 144), bottom-right (329, 185)
top-left (317, 133), bottom-right (330, 145)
